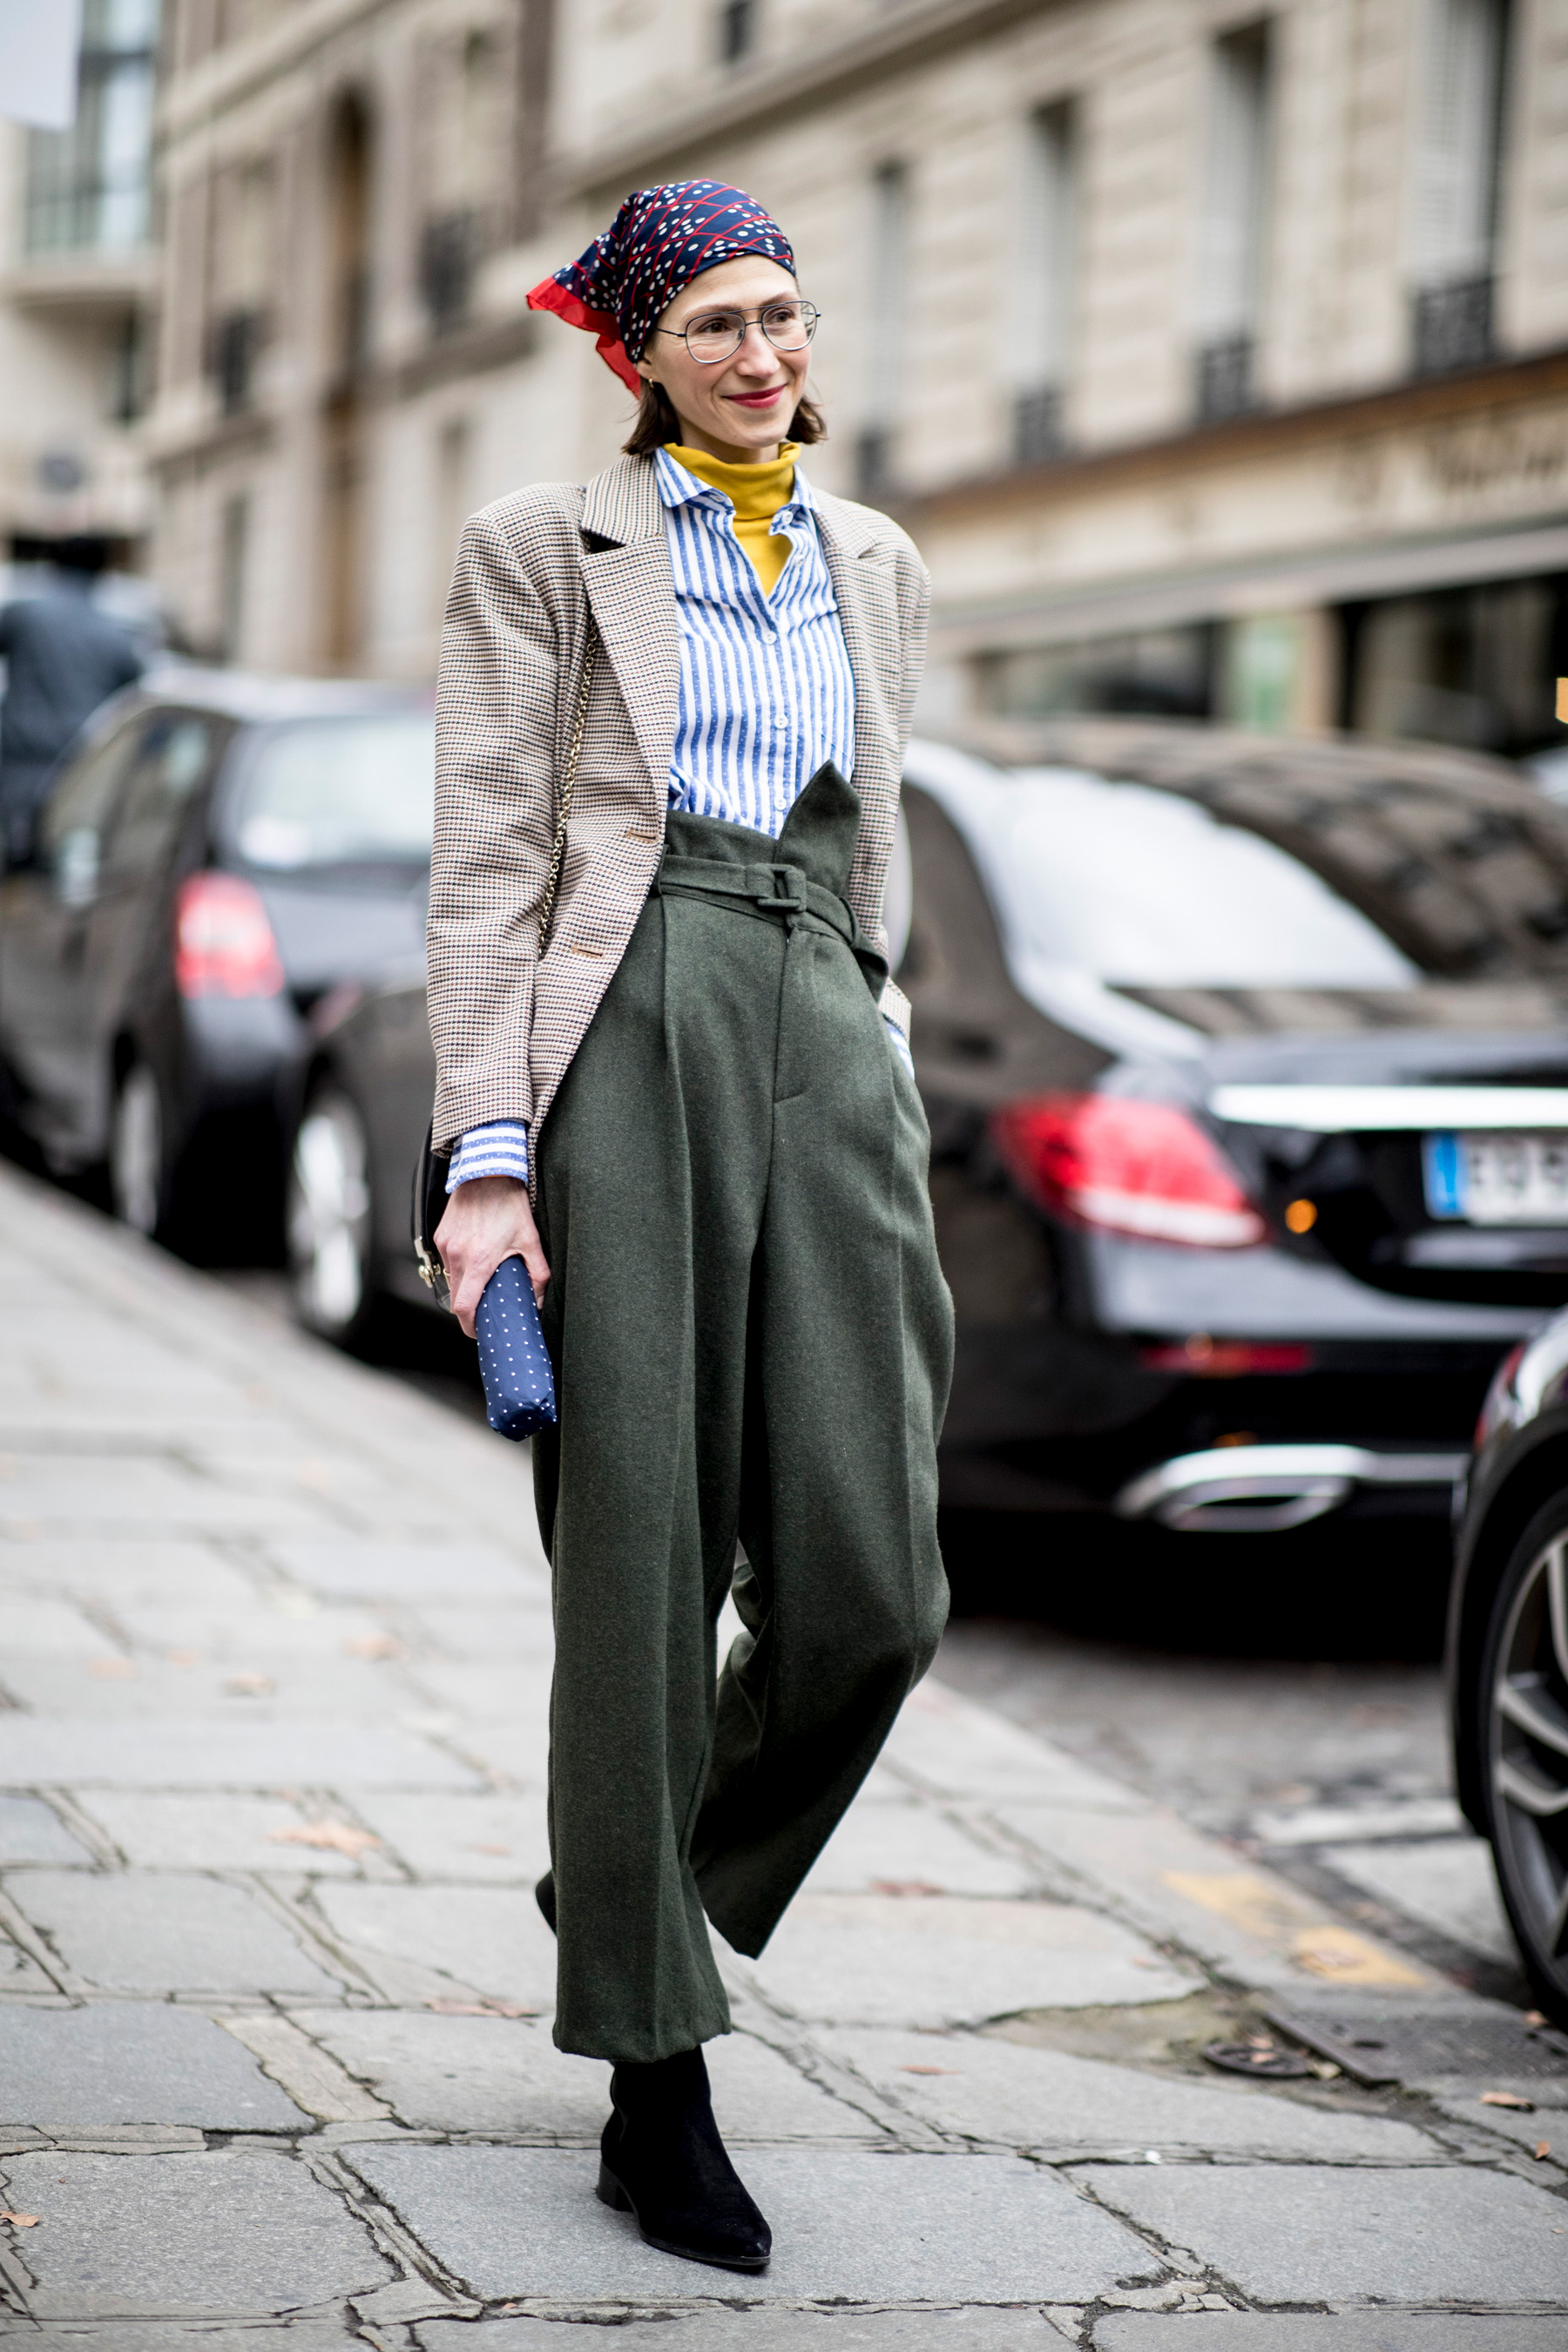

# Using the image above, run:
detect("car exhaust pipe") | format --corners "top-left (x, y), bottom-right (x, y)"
top-left (1112, 1443), bottom-right (1469, 1534)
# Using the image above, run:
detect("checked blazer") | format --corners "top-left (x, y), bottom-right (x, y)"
top-left (428, 449), bottom-right (929, 1159)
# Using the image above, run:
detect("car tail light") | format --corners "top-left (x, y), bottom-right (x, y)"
top-left (991, 1093), bottom-right (1267, 1249)
top-left (175, 873), bottom-right (285, 998)
top-left (1140, 1339), bottom-right (1313, 1375)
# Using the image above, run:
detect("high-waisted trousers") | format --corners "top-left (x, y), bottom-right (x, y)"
top-left (531, 765), bottom-right (954, 2064)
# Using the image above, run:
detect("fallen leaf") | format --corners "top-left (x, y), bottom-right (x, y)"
top-left (900, 2065), bottom-right (958, 2075)
top-left (1536, 2140), bottom-right (1552, 2160)
top-left (268, 1821), bottom-right (381, 1855)
top-left (344, 1634), bottom-right (402, 1660)
top-left (470, 1842), bottom-right (511, 1856)
top-left (224, 1672), bottom-right (275, 1696)
top-left (423, 1997), bottom-right (538, 2019)
top-left (166, 1649), bottom-right (200, 1668)
top-left (1310, 2060), bottom-right (1342, 2080)
top-left (1481, 2089), bottom-right (1535, 2111)
top-left (871, 1879), bottom-right (944, 1897)
top-left (1525, 2010), bottom-right (1549, 2027)
top-left (0, 2213), bottom-right (38, 2227)
top-left (87, 1657), bottom-right (133, 1680)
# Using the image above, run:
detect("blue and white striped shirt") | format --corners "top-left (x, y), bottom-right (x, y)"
top-left (449, 449), bottom-right (903, 1196)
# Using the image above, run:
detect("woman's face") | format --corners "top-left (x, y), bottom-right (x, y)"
top-left (637, 255), bottom-right (811, 464)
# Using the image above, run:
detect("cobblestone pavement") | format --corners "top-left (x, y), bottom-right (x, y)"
top-left (1, 1160), bottom-right (1565, 2346)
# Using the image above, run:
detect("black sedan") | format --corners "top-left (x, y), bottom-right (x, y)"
top-left (289, 719), bottom-right (1568, 1539)
top-left (0, 666), bottom-right (433, 1247)
top-left (1450, 1318), bottom-right (1568, 2021)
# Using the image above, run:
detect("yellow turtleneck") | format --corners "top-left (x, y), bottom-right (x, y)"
top-left (666, 442), bottom-right (800, 596)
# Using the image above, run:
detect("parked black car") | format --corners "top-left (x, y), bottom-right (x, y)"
top-left (1450, 1316), bottom-right (1568, 2022)
top-left (0, 666), bottom-right (433, 1246)
top-left (289, 719), bottom-right (1568, 1539)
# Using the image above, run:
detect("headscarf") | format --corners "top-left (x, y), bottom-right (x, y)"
top-left (528, 179), bottom-right (796, 395)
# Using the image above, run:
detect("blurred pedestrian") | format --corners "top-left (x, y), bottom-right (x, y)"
top-left (429, 180), bottom-right (952, 2272)
top-left (0, 540), bottom-right (145, 866)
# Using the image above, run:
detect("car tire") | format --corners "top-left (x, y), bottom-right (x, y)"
top-left (1477, 1490), bottom-right (1568, 2024)
top-left (110, 1061), bottom-right (169, 1239)
top-left (287, 1083), bottom-right (377, 1345)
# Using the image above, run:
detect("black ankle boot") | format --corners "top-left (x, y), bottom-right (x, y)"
top-left (597, 2046), bottom-right (771, 2272)
top-left (535, 1873), bottom-right (556, 1935)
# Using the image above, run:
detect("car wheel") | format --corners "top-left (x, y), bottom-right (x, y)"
top-left (1478, 1492), bottom-right (1568, 2022)
top-left (110, 1062), bottom-right (167, 1238)
top-left (287, 1085), bottom-right (376, 1344)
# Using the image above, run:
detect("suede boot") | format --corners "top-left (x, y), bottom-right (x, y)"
top-left (597, 2045), bottom-right (771, 2271)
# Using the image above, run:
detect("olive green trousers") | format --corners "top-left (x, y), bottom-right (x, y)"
top-left (531, 767), bottom-right (953, 2064)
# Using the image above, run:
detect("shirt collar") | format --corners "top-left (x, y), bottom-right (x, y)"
top-left (653, 443), bottom-right (816, 521)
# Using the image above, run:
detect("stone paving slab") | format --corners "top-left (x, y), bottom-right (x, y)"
top-left (2, 2328), bottom-right (362, 2349)
top-left (0, 1540), bottom-right (265, 1610)
top-left (0, 2149), bottom-right (392, 2317)
top-left (1092, 2322), bottom-right (1568, 2350)
top-left (301, 2011), bottom-right (873, 2140)
top-left (74, 1792), bottom-right (379, 1876)
top-left (397, 1603), bottom-right (560, 1659)
top-left (349, 1792), bottom-right (553, 1883)
top-left (817, 2028), bottom-right (1446, 2163)
top-left (8, 1870), bottom-right (343, 1995)
top-left (418, 2312), bottom-right (1067, 2349)
top-left (1073, 2162), bottom-right (1568, 2303)
top-left (3, 1598), bottom-right (111, 1657)
top-left (884, 1685), bottom-right (1147, 1813)
top-left (801, 1800), bottom-right (1037, 1898)
top-left (1322, 1837), bottom-right (1516, 1966)
top-left (268, 1540), bottom-right (545, 1603)
top-left (348, 2143), bottom-right (1162, 2303)
top-left (0, 1654), bottom-right (423, 1724)
top-left (308, 1882), bottom-right (558, 2008)
top-left (0, 2002), bottom-right (308, 2129)
top-left (0, 1794), bottom-right (91, 1865)
top-left (736, 1893), bottom-right (1201, 2026)
top-left (0, 1720), bottom-right (483, 1788)
top-left (112, 1603), bottom-right (396, 1661)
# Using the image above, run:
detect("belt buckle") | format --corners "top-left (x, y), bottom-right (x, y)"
top-left (754, 863), bottom-right (803, 915)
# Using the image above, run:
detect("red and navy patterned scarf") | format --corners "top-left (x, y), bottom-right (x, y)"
top-left (528, 179), bottom-right (796, 395)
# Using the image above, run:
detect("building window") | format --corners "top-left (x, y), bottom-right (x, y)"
top-left (1012, 102), bottom-right (1078, 464)
top-left (1409, 0), bottom-right (1509, 375)
top-left (977, 626), bottom-right (1218, 722)
top-left (718, 1), bottom-right (757, 62)
top-left (1341, 575), bottom-right (1565, 758)
top-left (857, 161), bottom-right (909, 497)
top-left (24, 0), bottom-right (160, 256)
top-left (1193, 20), bottom-right (1272, 423)
top-left (420, 212), bottom-right (477, 335)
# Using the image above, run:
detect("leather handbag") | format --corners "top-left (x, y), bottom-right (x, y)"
top-left (409, 621), bottom-right (598, 1439)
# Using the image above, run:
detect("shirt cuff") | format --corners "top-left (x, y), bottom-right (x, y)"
top-left (883, 1013), bottom-right (914, 1078)
top-left (446, 1119), bottom-right (530, 1192)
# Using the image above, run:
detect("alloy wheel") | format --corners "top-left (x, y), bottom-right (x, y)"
top-left (287, 1087), bottom-right (374, 1342)
top-left (1487, 1518), bottom-right (1568, 2011)
top-left (111, 1063), bottom-right (165, 1237)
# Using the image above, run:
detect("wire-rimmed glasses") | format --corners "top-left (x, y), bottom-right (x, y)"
top-left (651, 298), bottom-right (820, 366)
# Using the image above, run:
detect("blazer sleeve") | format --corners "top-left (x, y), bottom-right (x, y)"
top-left (428, 507), bottom-right (564, 1151)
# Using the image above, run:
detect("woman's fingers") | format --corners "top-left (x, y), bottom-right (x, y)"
top-left (434, 1176), bottom-right (550, 1337)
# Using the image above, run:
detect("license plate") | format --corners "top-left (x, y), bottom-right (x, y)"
top-left (1423, 1131), bottom-right (1568, 1225)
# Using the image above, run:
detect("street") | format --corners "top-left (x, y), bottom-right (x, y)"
top-left (2, 1157), bottom-right (1565, 2342)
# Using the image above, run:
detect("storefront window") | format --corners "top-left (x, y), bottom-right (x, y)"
top-left (1342, 577), bottom-right (1568, 758)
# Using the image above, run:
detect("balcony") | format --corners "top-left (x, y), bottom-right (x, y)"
top-left (1014, 386), bottom-right (1066, 465)
top-left (1, 246), bottom-right (155, 316)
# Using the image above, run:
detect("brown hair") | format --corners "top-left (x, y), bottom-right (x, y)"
top-left (621, 377), bottom-right (826, 457)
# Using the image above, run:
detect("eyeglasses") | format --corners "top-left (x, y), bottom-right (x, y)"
top-left (651, 299), bottom-right (820, 366)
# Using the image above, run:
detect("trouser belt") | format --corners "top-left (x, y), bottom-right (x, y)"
top-left (654, 854), bottom-right (857, 947)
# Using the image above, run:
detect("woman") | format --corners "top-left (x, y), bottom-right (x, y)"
top-left (430, 180), bottom-right (952, 2272)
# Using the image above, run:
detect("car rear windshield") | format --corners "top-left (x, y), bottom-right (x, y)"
top-left (995, 771), bottom-right (1420, 988)
top-left (234, 715), bottom-right (435, 869)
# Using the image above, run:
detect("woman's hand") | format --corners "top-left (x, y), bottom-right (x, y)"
top-left (435, 1175), bottom-right (550, 1336)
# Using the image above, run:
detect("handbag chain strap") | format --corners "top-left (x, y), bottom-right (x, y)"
top-left (537, 619), bottom-right (598, 957)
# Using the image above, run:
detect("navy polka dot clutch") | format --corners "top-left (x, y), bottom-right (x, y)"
top-left (474, 1254), bottom-right (558, 1442)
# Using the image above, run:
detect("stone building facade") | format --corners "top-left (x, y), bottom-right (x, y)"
top-left (146, 0), bottom-right (1568, 767)
top-left (0, 0), bottom-right (161, 570)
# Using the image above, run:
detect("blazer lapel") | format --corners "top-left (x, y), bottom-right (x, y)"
top-left (814, 496), bottom-right (900, 794)
top-left (578, 456), bottom-right (679, 801)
